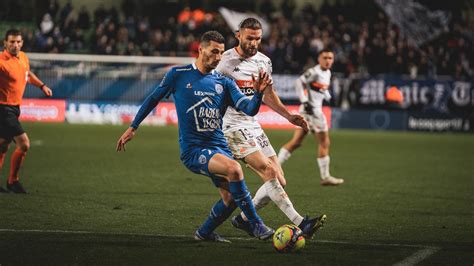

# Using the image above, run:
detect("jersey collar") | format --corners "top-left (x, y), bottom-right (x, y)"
top-left (192, 62), bottom-right (216, 75)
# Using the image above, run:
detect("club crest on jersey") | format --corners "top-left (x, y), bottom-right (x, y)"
top-left (186, 83), bottom-right (192, 89)
top-left (215, 84), bottom-right (223, 94)
top-left (198, 154), bottom-right (207, 164)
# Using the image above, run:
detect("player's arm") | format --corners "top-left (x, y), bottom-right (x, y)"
top-left (116, 70), bottom-right (174, 151)
top-left (263, 86), bottom-right (309, 131)
top-left (303, 69), bottom-right (331, 100)
top-left (296, 70), bottom-right (316, 115)
top-left (28, 71), bottom-right (52, 97)
top-left (229, 70), bottom-right (270, 116)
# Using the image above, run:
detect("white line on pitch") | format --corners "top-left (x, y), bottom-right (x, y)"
top-left (0, 228), bottom-right (438, 249)
top-left (393, 247), bottom-right (441, 266)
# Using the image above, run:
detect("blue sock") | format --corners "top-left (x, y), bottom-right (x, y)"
top-left (198, 199), bottom-right (237, 236)
top-left (229, 179), bottom-right (262, 225)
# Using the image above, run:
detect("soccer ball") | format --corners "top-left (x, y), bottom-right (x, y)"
top-left (272, 224), bottom-right (305, 253)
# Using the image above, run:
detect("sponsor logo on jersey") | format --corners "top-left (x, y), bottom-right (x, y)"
top-left (186, 83), bottom-right (192, 89)
top-left (194, 91), bottom-right (216, 97)
top-left (239, 87), bottom-right (255, 96)
top-left (235, 80), bottom-right (255, 96)
top-left (233, 67), bottom-right (241, 72)
top-left (186, 97), bottom-right (221, 132)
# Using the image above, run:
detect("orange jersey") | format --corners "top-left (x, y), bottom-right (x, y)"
top-left (0, 50), bottom-right (30, 106)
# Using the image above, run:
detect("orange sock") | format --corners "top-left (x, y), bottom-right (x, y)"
top-left (0, 152), bottom-right (6, 170)
top-left (8, 149), bottom-right (26, 184)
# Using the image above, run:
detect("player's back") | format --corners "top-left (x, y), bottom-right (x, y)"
top-left (217, 48), bottom-right (272, 132)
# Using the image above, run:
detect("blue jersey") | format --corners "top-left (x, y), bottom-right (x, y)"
top-left (131, 63), bottom-right (263, 156)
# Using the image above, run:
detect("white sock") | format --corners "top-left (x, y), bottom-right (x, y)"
top-left (317, 156), bottom-right (330, 179)
top-left (240, 184), bottom-right (271, 221)
top-left (243, 179), bottom-right (303, 225)
top-left (277, 148), bottom-right (292, 164)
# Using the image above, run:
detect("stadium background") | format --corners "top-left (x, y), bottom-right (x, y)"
top-left (0, 0), bottom-right (473, 264)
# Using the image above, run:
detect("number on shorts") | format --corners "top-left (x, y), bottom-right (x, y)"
top-left (238, 128), bottom-right (253, 140)
top-left (256, 133), bottom-right (269, 148)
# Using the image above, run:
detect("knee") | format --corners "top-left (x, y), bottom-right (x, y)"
top-left (227, 161), bottom-right (243, 181)
top-left (18, 142), bottom-right (30, 153)
top-left (261, 161), bottom-right (278, 180)
top-left (221, 191), bottom-right (234, 206)
top-left (320, 138), bottom-right (330, 149)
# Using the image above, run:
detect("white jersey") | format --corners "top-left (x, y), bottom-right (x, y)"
top-left (216, 48), bottom-right (273, 132)
top-left (296, 65), bottom-right (332, 110)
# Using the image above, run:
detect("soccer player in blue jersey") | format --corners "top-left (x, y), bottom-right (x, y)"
top-left (116, 31), bottom-right (274, 242)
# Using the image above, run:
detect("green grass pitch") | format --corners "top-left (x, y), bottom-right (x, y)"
top-left (0, 123), bottom-right (473, 265)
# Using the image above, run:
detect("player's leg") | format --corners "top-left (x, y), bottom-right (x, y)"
top-left (236, 139), bottom-right (305, 228)
top-left (207, 152), bottom-right (274, 240)
top-left (0, 138), bottom-right (10, 193)
top-left (207, 153), bottom-right (262, 224)
top-left (277, 128), bottom-right (308, 164)
top-left (0, 104), bottom-right (15, 192)
top-left (0, 138), bottom-right (10, 171)
top-left (269, 154), bottom-right (327, 238)
top-left (195, 183), bottom-right (236, 243)
top-left (7, 133), bottom-right (29, 193)
top-left (316, 131), bottom-right (344, 186)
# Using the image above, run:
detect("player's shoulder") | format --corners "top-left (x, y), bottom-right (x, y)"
top-left (0, 51), bottom-right (9, 61)
top-left (167, 64), bottom-right (194, 79)
top-left (315, 65), bottom-right (331, 75)
top-left (301, 65), bottom-right (319, 77)
top-left (222, 48), bottom-right (236, 57)
top-left (213, 70), bottom-right (234, 83)
top-left (255, 51), bottom-right (271, 62)
top-left (19, 51), bottom-right (28, 60)
top-left (254, 51), bottom-right (272, 67)
top-left (171, 64), bottom-right (194, 73)
top-left (220, 48), bottom-right (239, 63)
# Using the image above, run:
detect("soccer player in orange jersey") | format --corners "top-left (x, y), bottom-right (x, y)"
top-left (0, 29), bottom-right (52, 193)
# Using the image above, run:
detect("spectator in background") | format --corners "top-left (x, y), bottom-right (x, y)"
top-left (77, 6), bottom-right (90, 30)
top-left (16, 1), bottom-right (472, 78)
top-left (40, 13), bottom-right (54, 36)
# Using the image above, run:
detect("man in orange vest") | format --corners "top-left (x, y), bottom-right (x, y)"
top-left (0, 29), bottom-right (52, 193)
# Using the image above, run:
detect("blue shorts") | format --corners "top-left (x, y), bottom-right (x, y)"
top-left (181, 146), bottom-right (233, 187)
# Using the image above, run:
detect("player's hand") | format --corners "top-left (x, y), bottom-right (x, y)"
top-left (288, 114), bottom-right (309, 132)
top-left (116, 127), bottom-right (136, 152)
top-left (303, 102), bottom-right (314, 115)
top-left (41, 86), bottom-right (53, 97)
top-left (252, 70), bottom-right (271, 93)
top-left (322, 89), bottom-right (331, 101)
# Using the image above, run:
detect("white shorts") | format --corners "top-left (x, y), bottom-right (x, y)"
top-left (224, 127), bottom-right (276, 159)
top-left (300, 106), bottom-right (328, 133)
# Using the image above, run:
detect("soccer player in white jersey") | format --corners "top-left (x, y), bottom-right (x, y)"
top-left (278, 49), bottom-right (344, 186)
top-left (216, 18), bottom-right (326, 239)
